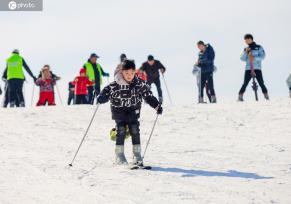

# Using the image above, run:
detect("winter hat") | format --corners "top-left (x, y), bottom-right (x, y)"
top-left (90, 53), bottom-right (99, 58)
top-left (120, 53), bottom-right (127, 62)
top-left (148, 55), bottom-right (154, 61)
top-left (80, 68), bottom-right (86, 74)
top-left (122, 60), bottom-right (136, 70)
top-left (12, 49), bottom-right (19, 54)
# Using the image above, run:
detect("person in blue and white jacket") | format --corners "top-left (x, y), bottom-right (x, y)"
top-left (238, 34), bottom-right (269, 101)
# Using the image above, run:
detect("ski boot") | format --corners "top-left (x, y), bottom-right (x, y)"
top-left (19, 102), bottom-right (25, 107)
top-left (115, 145), bottom-right (128, 165)
top-left (211, 95), bottom-right (217, 103)
top-left (198, 97), bottom-right (205, 103)
top-left (10, 102), bottom-right (15, 108)
top-left (264, 93), bottom-right (270, 100)
top-left (238, 94), bottom-right (244, 102)
top-left (132, 144), bottom-right (143, 166)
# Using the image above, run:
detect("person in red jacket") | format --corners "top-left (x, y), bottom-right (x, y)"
top-left (136, 69), bottom-right (147, 81)
top-left (35, 65), bottom-right (57, 106)
top-left (72, 68), bottom-right (94, 104)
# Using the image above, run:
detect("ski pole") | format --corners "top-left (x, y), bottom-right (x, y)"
top-left (69, 104), bottom-right (100, 167)
top-left (142, 114), bottom-right (159, 161)
top-left (31, 83), bottom-right (35, 107)
top-left (56, 83), bottom-right (63, 105)
top-left (161, 73), bottom-right (173, 105)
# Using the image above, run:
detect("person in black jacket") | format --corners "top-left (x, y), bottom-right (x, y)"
top-left (140, 55), bottom-right (166, 104)
top-left (97, 60), bottom-right (163, 166)
top-left (67, 81), bottom-right (75, 105)
top-left (195, 41), bottom-right (217, 103)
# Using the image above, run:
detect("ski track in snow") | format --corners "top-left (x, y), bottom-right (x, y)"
top-left (0, 99), bottom-right (291, 204)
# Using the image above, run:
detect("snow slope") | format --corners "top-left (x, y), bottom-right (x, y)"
top-left (0, 99), bottom-right (291, 204)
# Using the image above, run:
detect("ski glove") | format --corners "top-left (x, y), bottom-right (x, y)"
top-left (97, 95), bottom-right (108, 104)
top-left (156, 105), bottom-right (163, 115)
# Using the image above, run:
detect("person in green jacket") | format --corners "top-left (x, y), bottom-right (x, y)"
top-left (3, 49), bottom-right (37, 107)
top-left (83, 53), bottom-right (109, 104)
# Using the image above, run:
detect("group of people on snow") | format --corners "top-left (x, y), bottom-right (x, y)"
top-left (67, 53), bottom-right (166, 105)
top-left (192, 34), bottom-right (274, 103)
top-left (1, 33), bottom-right (291, 167)
top-left (1, 33), bottom-right (291, 109)
top-left (0, 50), bottom-right (167, 109)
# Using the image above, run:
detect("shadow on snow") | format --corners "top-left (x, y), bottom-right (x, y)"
top-left (151, 167), bottom-right (273, 179)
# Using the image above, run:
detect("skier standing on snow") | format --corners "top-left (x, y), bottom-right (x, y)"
top-left (195, 41), bottom-right (217, 103)
top-left (73, 68), bottom-right (95, 105)
top-left (238, 34), bottom-right (269, 101)
top-left (2, 49), bottom-right (37, 107)
top-left (35, 65), bottom-right (58, 106)
top-left (83, 53), bottom-right (110, 104)
top-left (140, 55), bottom-right (166, 104)
top-left (286, 73), bottom-right (291, 98)
top-left (97, 60), bottom-right (163, 166)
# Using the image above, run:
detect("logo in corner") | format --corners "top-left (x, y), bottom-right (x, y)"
top-left (8, 1), bottom-right (17, 10)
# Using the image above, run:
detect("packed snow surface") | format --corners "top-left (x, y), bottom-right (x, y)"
top-left (0, 99), bottom-right (290, 204)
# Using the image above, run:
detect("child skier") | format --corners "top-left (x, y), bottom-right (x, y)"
top-left (35, 65), bottom-right (57, 106)
top-left (97, 60), bottom-right (163, 167)
top-left (72, 68), bottom-right (94, 105)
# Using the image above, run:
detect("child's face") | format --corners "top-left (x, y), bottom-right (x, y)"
top-left (80, 73), bottom-right (86, 77)
top-left (122, 69), bottom-right (136, 82)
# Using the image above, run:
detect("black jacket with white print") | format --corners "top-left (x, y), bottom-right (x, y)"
top-left (98, 76), bottom-right (160, 121)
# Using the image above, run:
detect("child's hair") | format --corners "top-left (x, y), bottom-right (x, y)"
top-left (41, 65), bottom-right (51, 79)
top-left (122, 60), bottom-right (136, 70)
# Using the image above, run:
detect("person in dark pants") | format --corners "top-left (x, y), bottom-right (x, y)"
top-left (196, 41), bottom-right (217, 103)
top-left (140, 55), bottom-right (166, 104)
top-left (1, 77), bottom-right (20, 108)
top-left (3, 49), bottom-right (36, 107)
top-left (67, 81), bottom-right (75, 105)
top-left (238, 34), bottom-right (269, 101)
top-left (83, 53), bottom-right (109, 105)
top-left (97, 60), bottom-right (162, 166)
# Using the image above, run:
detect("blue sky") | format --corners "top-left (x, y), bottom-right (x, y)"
top-left (0, 0), bottom-right (290, 104)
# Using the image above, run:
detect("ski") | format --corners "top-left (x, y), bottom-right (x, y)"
top-left (129, 165), bottom-right (152, 170)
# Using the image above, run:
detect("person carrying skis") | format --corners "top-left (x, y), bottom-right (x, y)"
top-left (67, 81), bottom-right (75, 105)
top-left (83, 53), bottom-right (109, 104)
top-left (140, 55), bottom-right (166, 104)
top-left (35, 65), bottom-right (57, 106)
top-left (73, 68), bottom-right (94, 105)
top-left (3, 49), bottom-right (37, 107)
top-left (195, 41), bottom-right (217, 103)
top-left (286, 73), bottom-right (291, 98)
top-left (97, 60), bottom-right (163, 166)
top-left (238, 34), bottom-right (269, 101)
